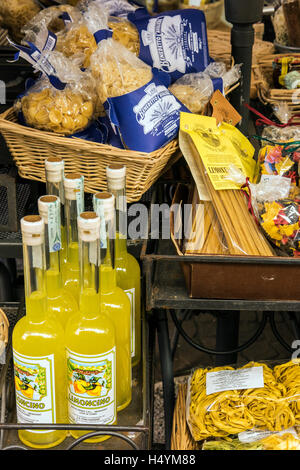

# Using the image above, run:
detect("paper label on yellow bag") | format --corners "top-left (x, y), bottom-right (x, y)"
top-left (180, 113), bottom-right (256, 190)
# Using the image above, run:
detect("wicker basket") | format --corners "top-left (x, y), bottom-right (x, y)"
top-left (171, 383), bottom-right (200, 451)
top-left (179, 0), bottom-right (224, 29)
top-left (0, 27), bottom-right (8, 46)
top-left (0, 107), bottom-right (180, 203)
top-left (256, 53), bottom-right (300, 116)
top-left (207, 30), bottom-right (275, 99)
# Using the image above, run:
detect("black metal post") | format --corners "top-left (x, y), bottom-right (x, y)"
top-left (156, 309), bottom-right (174, 450)
top-left (215, 311), bottom-right (240, 366)
top-left (225, 0), bottom-right (264, 134)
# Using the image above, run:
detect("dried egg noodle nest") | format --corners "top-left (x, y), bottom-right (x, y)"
top-left (90, 40), bottom-right (152, 102)
top-left (188, 362), bottom-right (297, 441)
top-left (0, 0), bottom-right (41, 42)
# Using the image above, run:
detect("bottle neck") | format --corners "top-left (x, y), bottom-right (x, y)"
top-left (79, 236), bottom-right (100, 317)
top-left (65, 198), bottom-right (79, 265)
top-left (23, 241), bottom-right (47, 322)
top-left (45, 244), bottom-right (62, 298)
top-left (100, 218), bottom-right (116, 294)
top-left (115, 231), bottom-right (128, 259)
top-left (46, 179), bottom-right (66, 230)
top-left (106, 185), bottom-right (127, 236)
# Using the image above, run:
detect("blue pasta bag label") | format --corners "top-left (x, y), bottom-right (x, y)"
top-left (127, 9), bottom-right (211, 82)
top-left (105, 70), bottom-right (190, 152)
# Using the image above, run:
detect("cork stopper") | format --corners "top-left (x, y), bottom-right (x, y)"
top-left (93, 192), bottom-right (115, 221)
top-left (78, 211), bottom-right (100, 242)
top-left (38, 195), bottom-right (60, 224)
top-left (106, 164), bottom-right (126, 190)
top-left (21, 215), bottom-right (44, 246)
top-left (64, 173), bottom-right (84, 200)
top-left (45, 157), bottom-right (64, 183)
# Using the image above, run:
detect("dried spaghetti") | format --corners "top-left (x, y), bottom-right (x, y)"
top-left (188, 137), bottom-right (274, 256)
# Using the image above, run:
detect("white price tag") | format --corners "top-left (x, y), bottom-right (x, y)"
top-left (206, 366), bottom-right (264, 396)
top-left (238, 427), bottom-right (298, 444)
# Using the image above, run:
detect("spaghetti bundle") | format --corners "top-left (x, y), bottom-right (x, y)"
top-left (187, 136), bottom-right (274, 256)
top-left (184, 185), bottom-right (227, 255)
top-left (188, 362), bottom-right (296, 442)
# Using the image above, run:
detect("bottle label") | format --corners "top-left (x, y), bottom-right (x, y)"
top-left (13, 350), bottom-right (56, 430)
top-left (75, 177), bottom-right (85, 216)
top-left (124, 288), bottom-right (135, 357)
top-left (66, 347), bottom-right (116, 425)
top-left (48, 199), bottom-right (62, 252)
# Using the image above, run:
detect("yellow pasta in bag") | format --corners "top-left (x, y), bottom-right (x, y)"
top-left (15, 51), bottom-right (100, 135)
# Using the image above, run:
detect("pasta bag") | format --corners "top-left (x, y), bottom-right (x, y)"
top-left (169, 63), bottom-right (241, 114)
top-left (187, 362), bottom-right (296, 442)
top-left (21, 4), bottom-right (82, 54)
top-left (14, 49), bottom-right (99, 136)
top-left (88, 5), bottom-right (190, 152)
top-left (125, 7), bottom-right (212, 82)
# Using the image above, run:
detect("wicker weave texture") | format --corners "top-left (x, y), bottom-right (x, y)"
top-left (257, 53), bottom-right (300, 115)
top-left (0, 107), bottom-right (179, 202)
top-left (179, 0), bottom-right (224, 29)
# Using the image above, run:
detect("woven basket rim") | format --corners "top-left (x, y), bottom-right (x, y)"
top-left (0, 107), bottom-right (178, 162)
top-left (179, 0), bottom-right (223, 9)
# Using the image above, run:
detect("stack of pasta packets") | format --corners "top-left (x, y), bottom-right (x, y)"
top-left (8, 0), bottom-right (241, 153)
top-left (187, 360), bottom-right (300, 450)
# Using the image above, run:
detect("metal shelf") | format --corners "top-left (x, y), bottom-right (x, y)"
top-left (0, 302), bottom-right (154, 450)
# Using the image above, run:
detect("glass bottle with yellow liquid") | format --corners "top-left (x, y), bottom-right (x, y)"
top-left (65, 212), bottom-right (117, 443)
top-left (93, 192), bottom-right (131, 411)
top-left (12, 216), bottom-right (67, 449)
top-left (106, 164), bottom-right (141, 367)
top-left (45, 157), bottom-right (67, 267)
top-left (61, 173), bottom-right (85, 304)
top-left (38, 195), bottom-right (78, 329)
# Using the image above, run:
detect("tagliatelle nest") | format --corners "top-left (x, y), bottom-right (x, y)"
top-left (108, 18), bottom-right (140, 56)
top-left (90, 42), bottom-right (152, 102)
top-left (0, 0), bottom-right (41, 42)
top-left (188, 362), bottom-right (297, 442)
top-left (20, 87), bottom-right (95, 135)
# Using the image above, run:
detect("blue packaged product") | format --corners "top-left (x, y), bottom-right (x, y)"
top-left (126, 8), bottom-right (212, 82)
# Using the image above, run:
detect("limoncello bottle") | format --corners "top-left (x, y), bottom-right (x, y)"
top-left (45, 157), bottom-right (66, 267)
top-left (65, 212), bottom-right (117, 443)
top-left (38, 195), bottom-right (78, 329)
top-left (106, 164), bottom-right (141, 367)
top-left (12, 216), bottom-right (67, 449)
top-left (93, 192), bottom-right (131, 411)
top-left (61, 173), bottom-right (85, 304)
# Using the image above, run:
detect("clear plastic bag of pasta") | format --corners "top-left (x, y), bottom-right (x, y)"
top-left (87, 3), bottom-right (189, 152)
top-left (0, 0), bottom-right (41, 42)
top-left (202, 430), bottom-right (300, 450)
top-left (15, 51), bottom-right (99, 136)
top-left (169, 63), bottom-right (241, 114)
top-left (21, 4), bottom-right (82, 52)
top-left (186, 361), bottom-right (300, 442)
